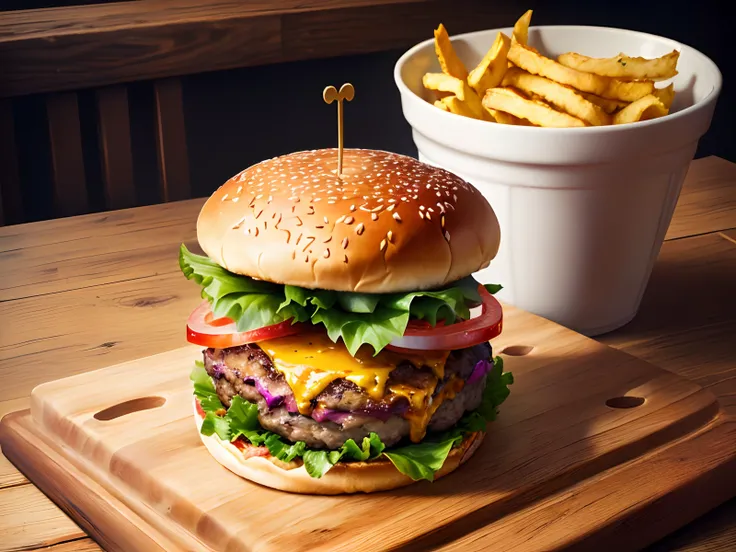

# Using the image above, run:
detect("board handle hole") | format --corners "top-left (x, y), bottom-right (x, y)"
top-left (94, 396), bottom-right (167, 421)
top-left (605, 396), bottom-right (645, 409)
top-left (501, 345), bottom-right (534, 356)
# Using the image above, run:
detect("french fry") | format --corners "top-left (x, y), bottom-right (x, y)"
top-left (434, 24), bottom-right (468, 80)
top-left (652, 83), bottom-right (675, 110)
top-left (468, 32), bottom-right (512, 95)
top-left (487, 108), bottom-right (533, 125)
top-left (423, 73), bottom-right (467, 100)
top-left (483, 87), bottom-right (586, 127)
top-left (613, 94), bottom-right (668, 124)
top-left (513, 9), bottom-right (533, 45)
top-left (508, 37), bottom-right (654, 102)
top-left (442, 96), bottom-right (479, 119)
top-left (423, 73), bottom-right (488, 119)
top-left (579, 92), bottom-right (628, 114)
top-left (557, 50), bottom-right (679, 80)
top-left (423, 8), bottom-right (681, 127)
top-left (502, 67), bottom-right (611, 125)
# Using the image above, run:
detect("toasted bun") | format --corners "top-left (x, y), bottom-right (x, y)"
top-left (197, 149), bottom-right (500, 293)
top-left (193, 400), bottom-right (484, 494)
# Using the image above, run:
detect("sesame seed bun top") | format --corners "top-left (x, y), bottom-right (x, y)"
top-left (196, 148), bottom-right (500, 293)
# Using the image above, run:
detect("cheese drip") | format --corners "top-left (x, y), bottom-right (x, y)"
top-left (260, 333), bottom-right (451, 439)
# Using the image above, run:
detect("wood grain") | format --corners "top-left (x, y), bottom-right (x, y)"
top-left (154, 78), bottom-right (190, 202)
top-left (599, 232), bottom-right (736, 414)
top-left (0, 452), bottom-right (26, 489)
top-left (43, 539), bottom-right (103, 552)
top-left (0, 156), bottom-right (733, 551)
top-left (1, 308), bottom-right (733, 552)
top-left (666, 156), bottom-right (736, 239)
top-left (97, 86), bottom-right (136, 210)
top-left (0, 484), bottom-right (85, 550)
top-left (0, 0), bottom-right (508, 98)
top-left (0, 99), bottom-right (22, 225)
top-left (46, 92), bottom-right (89, 217)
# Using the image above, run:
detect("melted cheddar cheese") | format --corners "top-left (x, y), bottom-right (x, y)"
top-left (260, 334), bottom-right (454, 441)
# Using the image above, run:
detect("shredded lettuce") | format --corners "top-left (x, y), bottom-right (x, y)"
top-left (190, 356), bottom-right (512, 481)
top-left (180, 244), bottom-right (501, 355)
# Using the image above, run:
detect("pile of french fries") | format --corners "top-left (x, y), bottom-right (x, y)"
top-left (424, 10), bottom-right (679, 127)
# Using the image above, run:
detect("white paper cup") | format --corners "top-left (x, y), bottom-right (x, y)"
top-left (394, 25), bottom-right (722, 335)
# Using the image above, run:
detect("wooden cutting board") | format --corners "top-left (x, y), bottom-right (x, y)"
top-left (1, 304), bottom-right (734, 552)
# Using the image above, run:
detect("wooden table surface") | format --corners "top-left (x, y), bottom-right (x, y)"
top-left (0, 155), bottom-right (734, 551)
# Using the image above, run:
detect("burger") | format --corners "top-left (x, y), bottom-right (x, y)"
top-left (180, 148), bottom-right (513, 494)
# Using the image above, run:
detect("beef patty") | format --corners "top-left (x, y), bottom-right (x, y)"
top-left (203, 341), bottom-right (491, 449)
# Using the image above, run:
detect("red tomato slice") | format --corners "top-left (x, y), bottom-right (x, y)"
top-left (187, 300), bottom-right (304, 349)
top-left (386, 286), bottom-right (502, 352)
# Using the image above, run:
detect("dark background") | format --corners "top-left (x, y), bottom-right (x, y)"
top-left (182, 0), bottom-right (733, 197)
top-left (4, 0), bottom-right (733, 218)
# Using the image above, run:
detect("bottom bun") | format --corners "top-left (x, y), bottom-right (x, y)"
top-left (193, 399), bottom-right (485, 495)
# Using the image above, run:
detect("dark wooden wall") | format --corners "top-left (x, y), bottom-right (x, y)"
top-left (2, 0), bottom-right (732, 223)
top-left (183, 0), bottom-right (734, 199)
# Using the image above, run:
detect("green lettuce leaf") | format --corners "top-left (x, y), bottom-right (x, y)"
top-left (384, 436), bottom-right (461, 482)
top-left (191, 364), bottom-right (225, 413)
top-left (180, 244), bottom-right (501, 355)
top-left (190, 357), bottom-right (513, 482)
top-left (265, 433), bottom-right (307, 462)
top-left (201, 412), bottom-right (231, 441)
top-left (380, 355), bottom-right (513, 481)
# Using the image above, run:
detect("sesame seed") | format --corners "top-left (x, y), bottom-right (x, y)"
top-left (254, 227), bottom-right (259, 237)
top-left (356, 223), bottom-right (365, 235)
top-left (441, 214), bottom-right (446, 228)
top-left (323, 249), bottom-right (330, 258)
top-left (350, 204), bottom-right (356, 212)
top-left (419, 211), bottom-right (425, 220)
top-left (344, 255), bottom-right (349, 264)
top-left (221, 194), bottom-right (229, 201)
top-left (323, 216), bottom-right (329, 224)
top-left (342, 237), bottom-right (349, 249)
top-left (336, 215), bottom-right (346, 224)
top-left (426, 212), bottom-right (432, 221)
top-left (371, 213), bottom-right (378, 221)
top-left (344, 216), bottom-right (354, 224)
top-left (232, 197), bottom-right (240, 203)
top-left (444, 230), bottom-right (451, 241)
top-left (393, 212), bottom-right (402, 222)
top-left (387, 231), bottom-right (394, 243)
top-left (419, 206), bottom-right (425, 211)
top-left (380, 239), bottom-right (387, 252)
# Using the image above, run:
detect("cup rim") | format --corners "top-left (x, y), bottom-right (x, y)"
top-left (393, 24), bottom-right (723, 135)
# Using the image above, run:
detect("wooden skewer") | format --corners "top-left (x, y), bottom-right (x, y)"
top-left (323, 83), bottom-right (355, 176)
